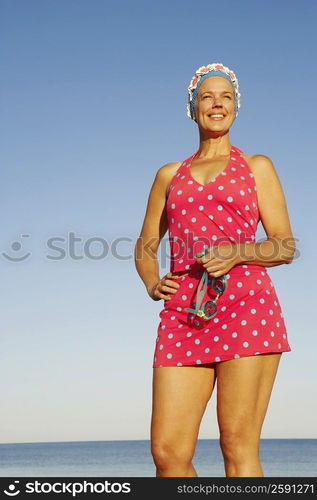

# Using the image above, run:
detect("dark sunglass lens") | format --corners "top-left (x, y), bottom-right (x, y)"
top-left (203, 300), bottom-right (217, 319)
top-left (212, 276), bottom-right (227, 294)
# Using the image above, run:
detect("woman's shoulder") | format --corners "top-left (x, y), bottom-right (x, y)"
top-left (155, 161), bottom-right (183, 183)
top-left (240, 151), bottom-right (283, 194)
top-left (158, 161), bottom-right (183, 174)
top-left (156, 161), bottom-right (183, 198)
top-left (240, 151), bottom-right (276, 175)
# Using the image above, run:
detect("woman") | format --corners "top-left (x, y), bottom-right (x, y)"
top-left (134, 62), bottom-right (296, 477)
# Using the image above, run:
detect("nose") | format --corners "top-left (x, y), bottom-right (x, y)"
top-left (213, 96), bottom-right (222, 106)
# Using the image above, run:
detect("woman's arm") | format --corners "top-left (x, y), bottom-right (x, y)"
top-left (238, 154), bottom-right (296, 267)
top-left (134, 163), bottom-right (177, 299)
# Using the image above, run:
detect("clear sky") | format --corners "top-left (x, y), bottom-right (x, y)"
top-left (1, 0), bottom-right (316, 443)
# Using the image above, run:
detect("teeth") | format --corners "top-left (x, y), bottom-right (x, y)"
top-left (210, 114), bottom-right (224, 118)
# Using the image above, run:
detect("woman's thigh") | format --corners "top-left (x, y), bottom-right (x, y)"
top-left (216, 353), bottom-right (282, 439)
top-left (151, 364), bottom-right (216, 455)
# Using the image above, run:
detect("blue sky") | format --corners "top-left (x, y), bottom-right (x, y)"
top-left (1, 0), bottom-right (316, 443)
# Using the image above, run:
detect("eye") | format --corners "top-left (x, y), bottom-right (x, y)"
top-left (203, 95), bottom-right (211, 99)
top-left (225, 95), bottom-right (232, 99)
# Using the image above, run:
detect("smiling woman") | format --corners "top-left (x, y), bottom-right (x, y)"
top-left (134, 62), bottom-right (296, 478)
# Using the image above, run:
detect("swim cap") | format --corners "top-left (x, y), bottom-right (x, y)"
top-left (187, 63), bottom-right (241, 120)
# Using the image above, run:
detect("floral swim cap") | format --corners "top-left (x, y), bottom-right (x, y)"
top-left (187, 62), bottom-right (241, 120)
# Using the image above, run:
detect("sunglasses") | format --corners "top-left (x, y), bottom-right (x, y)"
top-left (185, 249), bottom-right (227, 321)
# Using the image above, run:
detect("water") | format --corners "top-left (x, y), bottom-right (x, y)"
top-left (0, 439), bottom-right (316, 477)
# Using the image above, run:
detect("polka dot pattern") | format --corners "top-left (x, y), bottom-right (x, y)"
top-left (153, 145), bottom-right (292, 367)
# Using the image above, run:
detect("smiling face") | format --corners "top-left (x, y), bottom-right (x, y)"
top-left (193, 75), bottom-right (236, 132)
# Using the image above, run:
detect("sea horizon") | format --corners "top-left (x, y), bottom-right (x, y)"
top-left (1, 437), bottom-right (315, 445)
top-left (0, 439), bottom-right (316, 477)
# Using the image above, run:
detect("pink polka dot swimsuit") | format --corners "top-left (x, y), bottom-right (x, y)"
top-left (152, 145), bottom-right (292, 367)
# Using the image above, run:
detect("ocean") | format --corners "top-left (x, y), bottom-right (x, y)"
top-left (0, 439), bottom-right (316, 477)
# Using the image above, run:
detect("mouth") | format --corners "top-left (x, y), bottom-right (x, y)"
top-left (208, 114), bottom-right (226, 120)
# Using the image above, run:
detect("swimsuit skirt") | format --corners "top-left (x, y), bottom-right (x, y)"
top-left (152, 145), bottom-right (292, 367)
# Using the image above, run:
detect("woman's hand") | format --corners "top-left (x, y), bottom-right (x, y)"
top-left (195, 244), bottom-right (243, 277)
top-left (148, 272), bottom-right (182, 301)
